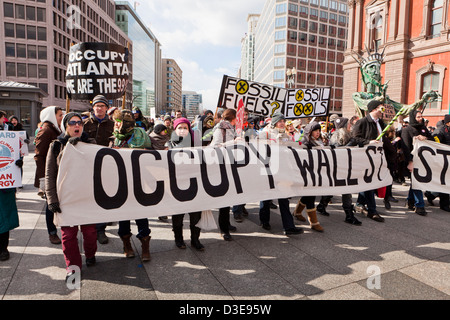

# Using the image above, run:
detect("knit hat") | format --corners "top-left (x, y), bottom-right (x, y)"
top-left (153, 124), bottom-right (167, 134)
top-left (92, 95), bottom-right (109, 107)
top-left (367, 100), bottom-right (383, 112)
top-left (334, 117), bottom-right (349, 130)
top-left (444, 114), bottom-right (450, 124)
top-left (164, 115), bottom-right (172, 122)
top-left (62, 112), bottom-right (83, 132)
top-left (173, 117), bottom-right (191, 130)
top-left (271, 112), bottom-right (285, 126)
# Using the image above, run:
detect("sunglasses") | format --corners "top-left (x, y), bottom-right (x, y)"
top-left (68, 120), bottom-right (83, 126)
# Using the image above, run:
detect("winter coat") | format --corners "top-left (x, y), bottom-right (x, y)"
top-left (301, 121), bottom-right (325, 148)
top-left (400, 110), bottom-right (433, 162)
top-left (330, 127), bottom-right (351, 147)
top-left (110, 127), bottom-right (152, 149)
top-left (433, 120), bottom-right (450, 145)
top-left (0, 126), bottom-right (19, 234)
top-left (34, 107), bottom-right (61, 188)
top-left (83, 113), bottom-right (114, 147)
top-left (45, 132), bottom-right (95, 206)
top-left (149, 131), bottom-right (169, 150)
top-left (259, 125), bottom-right (291, 142)
top-left (211, 120), bottom-right (237, 147)
top-left (351, 114), bottom-right (386, 146)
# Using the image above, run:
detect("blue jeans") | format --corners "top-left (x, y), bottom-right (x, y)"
top-left (118, 219), bottom-right (150, 239)
top-left (357, 190), bottom-right (377, 214)
top-left (259, 198), bottom-right (295, 230)
top-left (407, 188), bottom-right (425, 208)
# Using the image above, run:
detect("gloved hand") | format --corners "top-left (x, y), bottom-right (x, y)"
top-left (15, 159), bottom-right (23, 168)
top-left (48, 202), bottom-right (62, 213)
top-left (68, 137), bottom-right (81, 145)
top-left (24, 138), bottom-right (30, 144)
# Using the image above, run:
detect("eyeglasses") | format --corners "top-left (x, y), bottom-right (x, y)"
top-left (67, 120), bottom-right (83, 126)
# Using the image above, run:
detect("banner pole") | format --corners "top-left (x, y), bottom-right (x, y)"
top-left (121, 42), bottom-right (130, 110)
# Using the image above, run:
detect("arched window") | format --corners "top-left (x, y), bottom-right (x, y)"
top-left (422, 72), bottom-right (440, 109)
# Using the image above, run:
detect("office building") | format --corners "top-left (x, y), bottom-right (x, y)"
top-left (240, 14), bottom-right (260, 81)
top-left (253, 0), bottom-right (349, 114)
top-left (162, 58), bottom-right (182, 115)
top-left (0, 0), bottom-right (131, 117)
top-left (115, 1), bottom-right (162, 117)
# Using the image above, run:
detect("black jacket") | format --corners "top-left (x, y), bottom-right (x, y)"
top-left (351, 114), bottom-right (385, 146)
top-left (433, 120), bottom-right (450, 146)
top-left (400, 110), bottom-right (433, 162)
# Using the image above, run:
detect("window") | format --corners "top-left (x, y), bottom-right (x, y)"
top-left (273, 71), bottom-right (285, 80)
top-left (16, 24), bottom-right (26, 38)
top-left (26, 6), bottom-right (36, 20)
top-left (310, 9), bottom-right (318, 18)
top-left (430, 0), bottom-right (443, 38)
top-left (274, 57), bottom-right (285, 67)
top-left (27, 26), bottom-right (36, 40)
top-left (288, 17), bottom-right (298, 28)
top-left (299, 6), bottom-right (308, 16)
top-left (275, 30), bottom-right (286, 41)
top-left (4, 2), bottom-right (14, 17)
top-left (422, 72), bottom-right (440, 109)
top-left (38, 46), bottom-right (47, 60)
top-left (275, 17), bottom-right (286, 27)
top-left (5, 43), bottom-right (15, 57)
top-left (27, 45), bottom-right (37, 59)
top-left (276, 3), bottom-right (287, 14)
top-left (6, 62), bottom-right (16, 76)
top-left (15, 4), bottom-right (25, 19)
top-left (37, 27), bottom-right (46, 41)
top-left (17, 63), bottom-right (27, 77)
top-left (288, 31), bottom-right (297, 41)
top-left (28, 64), bottom-right (37, 78)
top-left (274, 44), bottom-right (286, 54)
top-left (289, 3), bottom-right (298, 13)
top-left (37, 8), bottom-right (46, 22)
top-left (17, 44), bottom-right (26, 58)
top-left (38, 65), bottom-right (47, 79)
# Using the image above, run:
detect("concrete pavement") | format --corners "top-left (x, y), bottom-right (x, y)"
top-left (1, 153), bottom-right (449, 301)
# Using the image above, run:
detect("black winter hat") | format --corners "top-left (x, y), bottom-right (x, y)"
top-left (367, 100), bottom-right (383, 112)
top-left (153, 124), bottom-right (167, 134)
top-left (334, 117), bottom-right (349, 130)
top-left (444, 114), bottom-right (450, 124)
top-left (92, 95), bottom-right (109, 107)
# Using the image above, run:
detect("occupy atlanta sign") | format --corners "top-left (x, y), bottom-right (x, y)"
top-left (66, 42), bottom-right (130, 100)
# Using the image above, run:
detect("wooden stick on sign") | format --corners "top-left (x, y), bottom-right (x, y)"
top-left (121, 42), bottom-right (130, 110)
top-left (66, 42), bottom-right (74, 113)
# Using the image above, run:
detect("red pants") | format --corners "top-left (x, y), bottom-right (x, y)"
top-left (61, 225), bottom-right (97, 271)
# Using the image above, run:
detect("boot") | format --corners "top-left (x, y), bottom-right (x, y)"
top-left (140, 236), bottom-right (151, 262)
top-left (120, 234), bottom-right (135, 258)
top-left (344, 205), bottom-right (362, 226)
top-left (406, 199), bottom-right (415, 211)
top-left (173, 225), bottom-right (186, 249)
top-left (190, 226), bottom-right (205, 251)
top-left (293, 200), bottom-right (307, 222)
top-left (316, 202), bottom-right (329, 216)
top-left (307, 208), bottom-right (324, 232)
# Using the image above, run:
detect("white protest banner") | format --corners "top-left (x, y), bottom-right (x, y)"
top-left (0, 131), bottom-right (22, 189)
top-left (66, 42), bottom-right (130, 100)
top-left (217, 75), bottom-right (288, 117)
top-left (284, 87), bottom-right (331, 119)
top-left (411, 139), bottom-right (450, 193)
top-left (55, 142), bottom-right (391, 227)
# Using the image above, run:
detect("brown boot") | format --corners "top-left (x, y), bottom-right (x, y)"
top-left (120, 234), bottom-right (135, 258)
top-left (140, 236), bottom-right (151, 262)
top-left (307, 208), bottom-right (324, 232)
top-left (293, 200), bottom-right (307, 222)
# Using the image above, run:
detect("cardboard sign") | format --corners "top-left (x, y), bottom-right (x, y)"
top-left (66, 42), bottom-right (130, 100)
top-left (0, 131), bottom-right (22, 189)
top-left (217, 75), bottom-right (330, 119)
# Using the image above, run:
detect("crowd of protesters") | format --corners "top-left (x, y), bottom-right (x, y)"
top-left (1, 97), bottom-right (449, 286)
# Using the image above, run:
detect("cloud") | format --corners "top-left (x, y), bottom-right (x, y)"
top-left (136, 0), bottom-right (264, 109)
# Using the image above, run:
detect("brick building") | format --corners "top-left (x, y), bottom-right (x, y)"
top-left (343, 0), bottom-right (450, 126)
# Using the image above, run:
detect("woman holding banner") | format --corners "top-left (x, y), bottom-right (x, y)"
top-left (45, 112), bottom-right (98, 281)
top-left (210, 109), bottom-right (240, 241)
top-left (169, 117), bottom-right (205, 250)
top-left (293, 121), bottom-right (325, 232)
top-left (258, 112), bottom-right (304, 235)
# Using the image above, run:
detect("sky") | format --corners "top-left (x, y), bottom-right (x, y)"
top-left (136, 0), bottom-right (265, 112)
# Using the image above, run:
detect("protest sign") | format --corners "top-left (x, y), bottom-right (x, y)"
top-left (411, 140), bottom-right (450, 193)
top-left (217, 75), bottom-right (331, 119)
top-left (66, 42), bottom-right (130, 100)
top-left (0, 131), bottom-right (22, 189)
top-left (284, 87), bottom-right (331, 118)
top-left (217, 76), bottom-right (288, 117)
top-left (55, 141), bottom-right (391, 227)
top-left (16, 131), bottom-right (29, 156)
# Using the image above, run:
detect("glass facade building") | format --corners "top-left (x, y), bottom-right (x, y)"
top-left (115, 1), bottom-right (162, 116)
